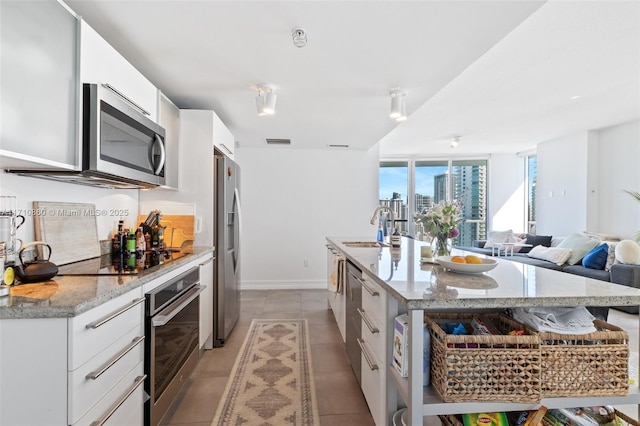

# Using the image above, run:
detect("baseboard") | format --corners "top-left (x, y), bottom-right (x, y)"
top-left (240, 279), bottom-right (326, 290)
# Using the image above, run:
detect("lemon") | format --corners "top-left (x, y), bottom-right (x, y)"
top-left (465, 255), bottom-right (482, 264)
top-left (3, 266), bottom-right (15, 286)
top-left (451, 256), bottom-right (467, 264)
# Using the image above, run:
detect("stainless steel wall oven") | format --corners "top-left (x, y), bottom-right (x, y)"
top-left (145, 267), bottom-right (203, 426)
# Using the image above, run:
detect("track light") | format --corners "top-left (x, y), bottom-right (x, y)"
top-left (390, 90), bottom-right (406, 121)
top-left (450, 136), bottom-right (460, 148)
top-left (255, 85), bottom-right (277, 116)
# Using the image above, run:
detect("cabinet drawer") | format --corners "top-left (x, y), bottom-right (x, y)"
top-left (360, 309), bottom-right (385, 361)
top-left (68, 289), bottom-right (144, 370)
top-left (68, 326), bottom-right (144, 424)
top-left (360, 340), bottom-right (385, 426)
top-left (72, 361), bottom-right (145, 426)
top-left (362, 275), bottom-right (386, 325)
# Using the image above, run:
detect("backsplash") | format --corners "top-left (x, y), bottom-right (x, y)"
top-left (0, 173), bottom-right (139, 244)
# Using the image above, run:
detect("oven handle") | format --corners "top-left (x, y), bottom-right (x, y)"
top-left (152, 285), bottom-right (204, 327)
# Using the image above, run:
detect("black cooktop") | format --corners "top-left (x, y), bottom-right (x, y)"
top-left (57, 250), bottom-right (189, 276)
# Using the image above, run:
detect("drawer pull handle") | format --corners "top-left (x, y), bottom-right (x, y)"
top-left (361, 280), bottom-right (379, 297)
top-left (86, 298), bottom-right (145, 329)
top-left (89, 374), bottom-right (146, 426)
top-left (356, 338), bottom-right (379, 371)
top-left (86, 336), bottom-right (145, 380)
top-left (357, 308), bottom-right (379, 334)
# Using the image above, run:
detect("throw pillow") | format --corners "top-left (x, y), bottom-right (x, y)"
top-left (520, 234), bottom-right (553, 253)
top-left (581, 243), bottom-right (609, 270)
top-left (506, 233), bottom-right (526, 253)
top-left (605, 242), bottom-right (619, 271)
top-left (527, 245), bottom-right (572, 266)
top-left (615, 239), bottom-right (640, 265)
top-left (484, 229), bottom-right (513, 248)
top-left (556, 233), bottom-right (601, 265)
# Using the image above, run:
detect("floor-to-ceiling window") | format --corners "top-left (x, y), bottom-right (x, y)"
top-left (378, 161), bottom-right (409, 236)
top-left (379, 159), bottom-right (488, 246)
top-left (526, 154), bottom-right (537, 234)
top-left (452, 160), bottom-right (487, 246)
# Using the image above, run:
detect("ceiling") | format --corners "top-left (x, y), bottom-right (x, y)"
top-left (65, 1), bottom-right (640, 157)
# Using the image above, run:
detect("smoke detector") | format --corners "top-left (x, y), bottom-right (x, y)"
top-left (292, 28), bottom-right (307, 48)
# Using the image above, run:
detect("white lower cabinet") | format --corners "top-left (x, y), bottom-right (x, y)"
top-left (0, 286), bottom-right (145, 426)
top-left (361, 341), bottom-right (386, 426)
top-left (360, 273), bottom-right (387, 426)
top-left (72, 362), bottom-right (145, 426)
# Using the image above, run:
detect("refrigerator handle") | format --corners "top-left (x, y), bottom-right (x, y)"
top-left (234, 187), bottom-right (242, 275)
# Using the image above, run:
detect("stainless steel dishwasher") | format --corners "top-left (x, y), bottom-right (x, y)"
top-left (345, 260), bottom-right (362, 385)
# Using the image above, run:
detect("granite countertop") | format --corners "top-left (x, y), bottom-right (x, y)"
top-left (0, 247), bottom-right (214, 319)
top-left (327, 236), bottom-right (640, 310)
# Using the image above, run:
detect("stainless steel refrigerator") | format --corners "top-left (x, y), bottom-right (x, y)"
top-left (214, 153), bottom-right (241, 347)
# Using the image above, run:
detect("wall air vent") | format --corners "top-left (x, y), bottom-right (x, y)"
top-left (265, 138), bottom-right (291, 145)
top-left (328, 144), bottom-right (349, 148)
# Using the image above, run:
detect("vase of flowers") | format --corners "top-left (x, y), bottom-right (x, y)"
top-left (415, 200), bottom-right (463, 257)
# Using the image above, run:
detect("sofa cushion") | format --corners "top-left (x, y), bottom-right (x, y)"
top-left (615, 239), bottom-right (640, 264)
top-left (562, 265), bottom-right (611, 281)
top-left (527, 245), bottom-right (572, 266)
top-left (506, 254), bottom-right (565, 270)
top-left (581, 243), bottom-right (609, 270)
top-left (556, 233), bottom-right (600, 265)
top-left (520, 234), bottom-right (552, 253)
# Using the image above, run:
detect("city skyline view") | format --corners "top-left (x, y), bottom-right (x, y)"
top-left (378, 161), bottom-right (487, 246)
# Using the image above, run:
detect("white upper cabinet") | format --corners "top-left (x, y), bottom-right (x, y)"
top-left (0, 0), bottom-right (80, 170)
top-left (158, 91), bottom-right (180, 189)
top-left (80, 19), bottom-right (158, 122)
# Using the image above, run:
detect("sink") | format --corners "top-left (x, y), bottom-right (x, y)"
top-left (342, 241), bottom-right (390, 248)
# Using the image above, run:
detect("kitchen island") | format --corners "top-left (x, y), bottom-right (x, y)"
top-left (326, 236), bottom-right (640, 426)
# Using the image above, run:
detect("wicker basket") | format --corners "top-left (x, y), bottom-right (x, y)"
top-left (426, 313), bottom-right (542, 403)
top-left (535, 319), bottom-right (629, 397)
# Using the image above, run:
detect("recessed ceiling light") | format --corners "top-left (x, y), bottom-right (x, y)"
top-left (570, 95), bottom-right (581, 100)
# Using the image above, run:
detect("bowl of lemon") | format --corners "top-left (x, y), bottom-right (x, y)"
top-left (437, 255), bottom-right (498, 274)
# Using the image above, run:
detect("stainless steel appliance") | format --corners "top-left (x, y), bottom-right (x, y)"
top-left (6, 83), bottom-right (166, 189)
top-left (213, 153), bottom-right (241, 347)
top-left (345, 260), bottom-right (363, 385)
top-left (144, 267), bottom-right (204, 426)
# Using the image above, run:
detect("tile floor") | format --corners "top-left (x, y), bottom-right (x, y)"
top-left (161, 289), bottom-right (640, 426)
top-left (161, 289), bottom-right (375, 426)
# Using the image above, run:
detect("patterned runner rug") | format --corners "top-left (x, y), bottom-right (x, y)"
top-left (211, 319), bottom-right (320, 426)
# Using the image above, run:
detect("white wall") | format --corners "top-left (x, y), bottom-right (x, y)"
top-left (488, 154), bottom-right (526, 234)
top-left (534, 119), bottom-right (640, 239)
top-left (596, 120), bottom-right (640, 240)
top-left (0, 173), bottom-right (138, 244)
top-left (234, 145), bottom-right (380, 289)
top-left (536, 131), bottom-right (589, 236)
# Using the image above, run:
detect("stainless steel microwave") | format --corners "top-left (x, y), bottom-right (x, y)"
top-left (7, 83), bottom-right (166, 189)
top-left (84, 83), bottom-right (166, 187)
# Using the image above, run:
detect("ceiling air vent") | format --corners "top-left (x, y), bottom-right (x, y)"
top-left (265, 138), bottom-right (291, 145)
top-left (328, 144), bottom-right (349, 148)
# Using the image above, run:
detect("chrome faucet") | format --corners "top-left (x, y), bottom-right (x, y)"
top-left (369, 206), bottom-right (396, 231)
